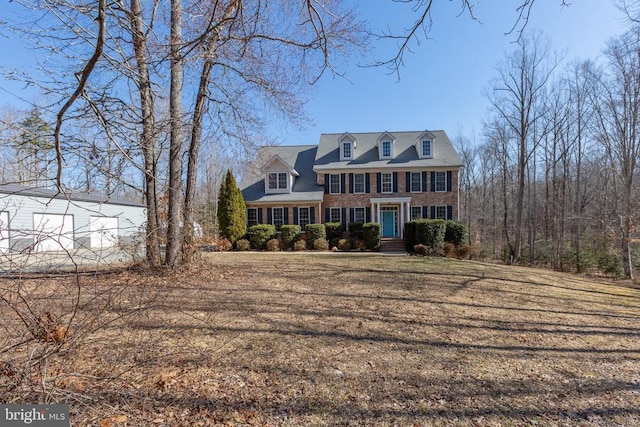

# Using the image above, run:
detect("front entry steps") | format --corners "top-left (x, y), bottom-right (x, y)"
top-left (380, 237), bottom-right (406, 253)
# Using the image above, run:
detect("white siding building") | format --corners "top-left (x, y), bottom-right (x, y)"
top-left (0, 184), bottom-right (146, 254)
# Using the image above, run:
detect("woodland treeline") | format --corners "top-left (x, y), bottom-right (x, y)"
top-left (458, 27), bottom-right (640, 279)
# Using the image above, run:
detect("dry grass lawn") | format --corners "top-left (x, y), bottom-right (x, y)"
top-left (1, 252), bottom-right (639, 426)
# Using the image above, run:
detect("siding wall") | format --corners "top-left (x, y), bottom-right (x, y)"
top-left (0, 192), bottom-right (146, 252)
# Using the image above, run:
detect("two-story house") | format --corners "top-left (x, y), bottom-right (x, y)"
top-left (240, 130), bottom-right (463, 239)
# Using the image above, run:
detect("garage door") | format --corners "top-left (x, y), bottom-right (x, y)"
top-left (90, 216), bottom-right (119, 248)
top-left (33, 213), bottom-right (74, 252)
top-left (0, 211), bottom-right (8, 253)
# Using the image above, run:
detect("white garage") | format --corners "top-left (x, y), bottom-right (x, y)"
top-left (33, 213), bottom-right (74, 252)
top-left (0, 184), bottom-right (146, 254)
top-left (89, 216), bottom-right (119, 249)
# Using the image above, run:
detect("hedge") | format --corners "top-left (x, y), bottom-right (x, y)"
top-left (248, 224), bottom-right (276, 250)
top-left (444, 220), bottom-right (467, 246)
top-left (324, 222), bottom-right (344, 240)
top-left (363, 222), bottom-right (380, 250)
top-left (281, 224), bottom-right (301, 249)
top-left (305, 224), bottom-right (326, 247)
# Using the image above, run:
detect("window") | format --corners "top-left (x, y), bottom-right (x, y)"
top-left (435, 206), bottom-right (447, 219)
top-left (410, 172), bottom-right (422, 192)
top-left (330, 207), bottom-right (342, 223)
top-left (421, 140), bottom-right (432, 157)
top-left (298, 207), bottom-right (310, 229)
top-left (411, 206), bottom-right (422, 220)
top-left (268, 172), bottom-right (287, 190)
top-left (353, 173), bottom-right (365, 194)
top-left (247, 208), bottom-right (258, 227)
top-left (353, 207), bottom-right (366, 223)
top-left (272, 207), bottom-right (284, 230)
top-left (342, 141), bottom-right (352, 159)
top-left (381, 140), bottom-right (392, 158)
top-left (435, 171), bottom-right (447, 192)
top-left (381, 172), bottom-right (393, 193)
top-left (329, 174), bottom-right (341, 194)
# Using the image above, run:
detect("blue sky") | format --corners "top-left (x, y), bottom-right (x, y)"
top-left (0, 1), bottom-right (628, 146)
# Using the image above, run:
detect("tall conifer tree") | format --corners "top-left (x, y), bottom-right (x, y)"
top-left (217, 169), bottom-right (246, 243)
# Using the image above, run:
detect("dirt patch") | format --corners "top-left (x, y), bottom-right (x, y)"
top-left (1, 252), bottom-right (639, 426)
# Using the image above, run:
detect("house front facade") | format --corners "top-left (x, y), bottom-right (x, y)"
top-left (241, 130), bottom-right (463, 239)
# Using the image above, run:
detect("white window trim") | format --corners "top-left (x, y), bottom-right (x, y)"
top-left (329, 207), bottom-right (342, 223)
top-left (247, 208), bottom-right (258, 226)
top-left (381, 172), bottom-right (393, 194)
top-left (271, 207), bottom-right (285, 228)
top-left (381, 140), bottom-right (392, 158)
top-left (353, 173), bottom-right (365, 194)
top-left (267, 171), bottom-right (288, 192)
top-left (435, 205), bottom-right (447, 219)
top-left (421, 140), bottom-right (432, 158)
top-left (329, 174), bottom-right (341, 195)
top-left (435, 171), bottom-right (447, 193)
top-left (341, 141), bottom-right (353, 160)
top-left (298, 206), bottom-right (310, 229)
top-left (410, 172), bottom-right (422, 193)
top-left (411, 206), bottom-right (422, 220)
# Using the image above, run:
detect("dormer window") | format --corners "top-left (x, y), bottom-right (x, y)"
top-left (268, 172), bottom-right (288, 190)
top-left (342, 141), bottom-right (353, 159)
top-left (421, 139), bottom-right (432, 157)
top-left (381, 140), bottom-right (392, 158)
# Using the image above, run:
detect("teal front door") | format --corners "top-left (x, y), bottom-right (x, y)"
top-left (382, 210), bottom-right (396, 237)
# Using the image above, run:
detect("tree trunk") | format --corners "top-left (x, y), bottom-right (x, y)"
top-left (129, 0), bottom-right (161, 266)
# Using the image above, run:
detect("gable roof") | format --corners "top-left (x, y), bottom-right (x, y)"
top-left (313, 130), bottom-right (463, 171)
top-left (241, 145), bottom-right (324, 203)
top-left (0, 183), bottom-right (145, 208)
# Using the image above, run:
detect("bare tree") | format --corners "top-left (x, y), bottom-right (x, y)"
top-left (591, 27), bottom-right (640, 279)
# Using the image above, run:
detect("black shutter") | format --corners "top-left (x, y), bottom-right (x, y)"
top-left (293, 207), bottom-right (298, 225)
top-left (267, 208), bottom-right (273, 224)
top-left (341, 208), bottom-right (347, 230)
top-left (325, 208), bottom-right (330, 223)
top-left (349, 174), bottom-right (354, 193)
top-left (258, 208), bottom-right (263, 224)
top-left (365, 173), bottom-right (371, 193)
top-left (376, 173), bottom-right (382, 193)
top-left (310, 207), bottom-right (315, 224)
top-left (406, 172), bottom-right (411, 192)
top-left (324, 174), bottom-right (329, 194)
top-left (284, 208), bottom-right (289, 225)
top-left (366, 207), bottom-right (371, 222)
top-left (422, 206), bottom-right (428, 219)
top-left (341, 173), bottom-right (346, 194)
top-left (431, 172), bottom-right (436, 192)
top-left (447, 205), bottom-right (453, 220)
top-left (447, 171), bottom-right (453, 192)
top-left (350, 207), bottom-right (355, 223)
top-left (393, 172), bottom-right (398, 193)
top-left (422, 172), bottom-right (428, 192)
top-left (430, 206), bottom-right (436, 219)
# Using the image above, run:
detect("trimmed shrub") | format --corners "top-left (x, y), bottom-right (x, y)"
top-left (329, 237), bottom-right (341, 250)
top-left (363, 222), bottom-right (380, 250)
top-left (348, 222), bottom-right (364, 239)
top-left (216, 238), bottom-right (233, 252)
top-left (444, 220), bottom-right (467, 246)
top-left (266, 238), bottom-right (281, 251)
top-left (313, 238), bottom-right (329, 251)
top-left (306, 224), bottom-right (326, 244)
top-left (236, 239), bottom-right (250, 251)
top-left (443, 242), bottom-right (456, 258)
top-left (249, 224), bottom-right (276, 250)
top-left (338, 239), bottom-right (352, 251)
top-left (415, 220), bottom-right (446, 249)
top-left (325, 222), bottom-right (344, 240)
top-left (414, 244), bottom-right (429, 256)
top-left (293, 240), bottom-right (307, 251)
top-left (281, 224), bottom-right (301, 249)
